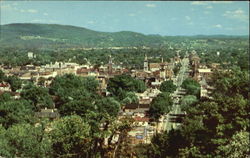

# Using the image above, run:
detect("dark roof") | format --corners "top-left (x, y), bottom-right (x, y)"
top-left (35, 112), bottom-right (60, 118)
top-left (125, 103), bottom-right (150, 109)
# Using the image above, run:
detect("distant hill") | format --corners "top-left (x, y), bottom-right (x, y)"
top-left (0, 23), bottom-right (167, 49)
top-left (0, 23), bottom-right (248, 49)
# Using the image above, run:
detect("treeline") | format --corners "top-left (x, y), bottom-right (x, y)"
top-left (0, 47), bottom-right (179, 69)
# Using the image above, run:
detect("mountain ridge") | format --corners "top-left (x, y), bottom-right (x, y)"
top-left (0, 23), bottom-right (248, 49)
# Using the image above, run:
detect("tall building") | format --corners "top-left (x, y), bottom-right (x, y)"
top-left (189, 50), bottom-right (200, 80)
top-left (144, 54), bottom-right (149, 72)
top-left (108, 55), bottom-right (113, 74)
top-left (160, 57), bottom-right (166, 80)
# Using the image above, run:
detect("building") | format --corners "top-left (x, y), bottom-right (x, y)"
top-left (189, 50), bottom-right (200, 80)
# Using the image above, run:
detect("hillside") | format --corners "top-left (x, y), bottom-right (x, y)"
top-left (0, 23), bottom-right (166, 49)
top-left (0, 23), bottom-right (248, 50)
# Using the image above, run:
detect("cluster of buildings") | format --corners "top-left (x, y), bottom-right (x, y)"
top-left (188, 50), bottom-right (216, 98)
top-left (0, 50), bottom-right (222, 145)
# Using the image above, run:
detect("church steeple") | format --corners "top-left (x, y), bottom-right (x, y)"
top-left (144, 54), bottom-right (149, 72)
top-left (108, 55), bottom-right (113, 74)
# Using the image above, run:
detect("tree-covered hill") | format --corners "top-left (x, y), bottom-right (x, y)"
top-left (0, 23), bottom-right (167, 49)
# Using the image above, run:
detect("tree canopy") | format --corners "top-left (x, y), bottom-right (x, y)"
top-left (159, 80), bottom-right (177, 93)
top-left (148, 92), bottom-right (173, 121)
top-left (181, 78), bottom-right (200, 96)
top-left (21, 83), bottom-right (53, 111)
top-left (107, 75), bottom-right (146, 100)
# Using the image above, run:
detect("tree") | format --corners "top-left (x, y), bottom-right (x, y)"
top-left (0, 92), bottom-right (12, 102)
top-left (181, 78), bottom-right (200, 96)
top-left (0, 99), bottom-right (34, 128)
top-left (173, 63), bottom-right (181, 76)
top-left (95, 97), bottom-right (120, 118)
top-left (107, 75), bottom-right (146, 100)
top-left (212, 69), bottom-right (249, 99)
top-left (180, 95), bottom-right (198, 111)
top-left (49, 74), bottom-right (98, 105)
top-left (37, 77), bottom-right (46, 86)
top-left (217, 130), bottom-right (249, 158)
top-left (121, 92), bottom-right (139, 105)
top-left (49, 115), bottom-right (92, 158)
top-left (5, 76), bottom-right (22, 92)
top-left (58, 97), bottom-right (94, 117)
top-left (0, 70), bottom-right (6, 83)
top-left (159, 80), bottom-right (177, 93)
top-left (148, 92), bottom-right (173, 121)
top-left (21, 83), bottom-right (53, 111)
top-left (0, 123), bottom-right (51, 158)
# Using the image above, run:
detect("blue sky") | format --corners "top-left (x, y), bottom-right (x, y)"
top-left (1, 1), bottom-right (249, 36)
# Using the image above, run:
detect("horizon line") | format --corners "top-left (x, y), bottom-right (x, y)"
top-left (2, 22), bottom-right (250, 37)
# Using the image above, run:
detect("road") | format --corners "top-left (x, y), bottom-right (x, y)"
top-left (163, 56), bottom-right (190, 132)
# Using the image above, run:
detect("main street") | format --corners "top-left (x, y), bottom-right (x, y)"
top-left (163, 56), bottom-right (190, 132)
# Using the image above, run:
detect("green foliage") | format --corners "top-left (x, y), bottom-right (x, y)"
top-left (180, 95), bottom-right (198, 111)
top-left (0, 70), bottom-right (6, 82)
top-left (212, 69), bottom-right (249, 99)
top-left (121, 92), bottom-right (139, 105)
top-left (49, 74), bottom-right (97, 104)
top-left (5, 75), bottom-right (22, 92)
top-left (181, 78), bottom-right (200, 96)
top-left (21, 83), bottom-right (53, 111)
top-left (173, 63), bottom-right (181, 76)
top-left (159, 80), bottom-right (177, 93)
top-left (148, 92), bottom-right (173, 121)
top-left (58, 99), bottom-right (93, 117)
top-left (107, 75), bottom-right (146, 100)
top-left (0, 123), bottom-right (51, 158)
top-left (0, 92), bottom-right (12, 102)
top-left (217, 130), bottom-right (249, 158)
top-left (0, 23), bottom-right (168, 49)
top-left (49, 115), bottom-right (91, 158)
top-left (143, 66), bottom-right (249, 158)
top-left (96, 97), bottom-right (120, 117)
top-left (0, 99), bottom-right (34, 128)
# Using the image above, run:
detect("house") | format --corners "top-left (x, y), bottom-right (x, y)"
top-left (0, 82), bottom-right (11, 92)
top-left (198, 68), bottom-right (212, 81)
top-left (35, 108), bottom-right (60, 119)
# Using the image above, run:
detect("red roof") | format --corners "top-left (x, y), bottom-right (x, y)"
top-left (134, 117), bottom-right (149, 122)
top-left (0, 83), bottom-right (9, 87)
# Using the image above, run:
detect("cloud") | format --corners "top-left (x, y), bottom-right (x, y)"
top-left (43, 13), bottom-right (48, 16)
top-left (20, 9), bottom-right (38, 13)
top-left (191, 1), bottom-right (233, 5)
top-left (191, 2), bottom-right (209, 5)
top-left (204, 11), bottom-right (211, 14)
top-left (145, 4), bottom-right (156, 8)
top-left (31, 19), bottom-right (43, 23)
top-left (212, 24), bottom-right (222, 28)
top-left (206, 6), bottom-right (213, 9)
top-left (1, 4), bottom-right (14, 10)
top-left (185, 16), bottom-right (193, 25)
top-left (28, 9), bottom-right (38, 13)
top-left (87, 21), bottom-right (95, 24)
top-left (211, 1), bottom-right (233, 4)
top-left (128, 13), bottom-right (136, 17)
top-left (31, 19), bottom-right (59, 23)
top-left (185, 16), bottom-right (191, 21)
top-left (170, 17), bottom-right (177, 21)
top-left (223, 9), bottom-right (249, 22)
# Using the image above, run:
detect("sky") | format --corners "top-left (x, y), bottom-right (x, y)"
top-left (0, 1), bottom-right (249, 36)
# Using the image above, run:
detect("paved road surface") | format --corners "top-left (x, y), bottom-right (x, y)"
top-left (163, 56), bottom-right (190, 132)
